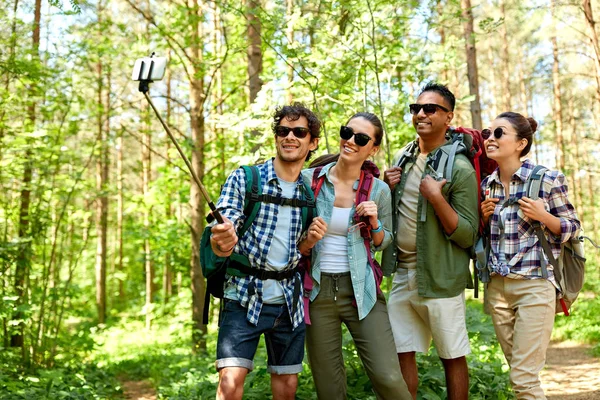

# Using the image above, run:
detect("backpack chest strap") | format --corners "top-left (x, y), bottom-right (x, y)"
top-left (251, 193), bottom-right (316, 208)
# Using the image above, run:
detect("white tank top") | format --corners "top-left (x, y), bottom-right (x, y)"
top-left (319, 207), bottom-right (351, 273)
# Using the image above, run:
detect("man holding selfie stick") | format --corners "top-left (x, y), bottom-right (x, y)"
top-left (210, 104), bottom-right (325, 400)
top-left (382, 83), bottom-right (478, 400)
top-left (133, 58), bottom-right (320, 399)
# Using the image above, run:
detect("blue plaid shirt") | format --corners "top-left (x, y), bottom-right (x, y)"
top-left (217, 159), bottom-right (306, 329)
top-left (480, 159), bottom-right (580, 283)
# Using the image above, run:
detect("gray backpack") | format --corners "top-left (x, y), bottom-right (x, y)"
top-left (525, 165), bottom-right (586, 316)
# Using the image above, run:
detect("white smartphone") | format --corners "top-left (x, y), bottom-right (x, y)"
top-left (131, 56), bottom-right (167, 81)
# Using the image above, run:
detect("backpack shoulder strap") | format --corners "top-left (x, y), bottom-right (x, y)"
top-left (526, 165), bottom-right (556, 279)
top-left (355, 170), bottom-right (374, 210)
top-left (300, 176), bottom-right (316, 233)
top-left (354, 170), bottom-right (375, 230)
top-left (525, 165), bottom-right (548, 201)
top-left (239, 165), bottom-right (262, 237)
top-left (311, 166), bottom-right (326, 197)
top-left (396, 141), bottom-right (418, 169)
top-left (444, 135), bottom-right (465, 183)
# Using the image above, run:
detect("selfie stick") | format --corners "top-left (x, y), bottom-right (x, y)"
top-left (137, 56), bottom-right (224, 224)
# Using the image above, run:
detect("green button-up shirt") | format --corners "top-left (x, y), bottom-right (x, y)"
top-left (381, 140), bottom-right (478, 298)
top-left (302, 162), bottom-right (393, 320)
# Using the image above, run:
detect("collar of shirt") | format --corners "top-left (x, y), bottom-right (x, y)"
top-left (265, 157), bottom-right (310, 191)
top-left (487, 158), bottom-right (536, 185)
top-left (317, 162), bottom-right (362, 191)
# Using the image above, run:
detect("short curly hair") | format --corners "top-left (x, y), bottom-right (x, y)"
top-left (272, 103), bottom-right (321, 161)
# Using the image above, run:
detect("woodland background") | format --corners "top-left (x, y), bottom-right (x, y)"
top-left (1, 0), bottom-right (599, 398)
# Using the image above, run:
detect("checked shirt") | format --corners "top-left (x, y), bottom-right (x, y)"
top-left (217, 158), bottom-right (307, 329)
top-left (480, 159), bottom-right (580, 284)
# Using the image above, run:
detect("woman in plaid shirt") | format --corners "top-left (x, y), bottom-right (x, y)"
top-left (480, 112), bottom-right (581, 399)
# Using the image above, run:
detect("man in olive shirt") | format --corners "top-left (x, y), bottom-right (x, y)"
top-left (382, 82), bottom-right (478, 400)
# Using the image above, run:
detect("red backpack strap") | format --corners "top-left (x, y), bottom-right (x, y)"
top-left (352, 170), bottom-right (383, 294)
top-left (303, 166), bottom-right (326, 325)
top-left (311, 166), bottom-right (325, 197)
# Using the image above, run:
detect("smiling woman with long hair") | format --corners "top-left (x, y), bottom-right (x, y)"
top-left (480, 111), bottom-right (581, 399)
top-left (298, 112), bottom-right (411, 400)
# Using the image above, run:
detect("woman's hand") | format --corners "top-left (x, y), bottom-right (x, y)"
top-left (481, 197), bottom-right (500, 226)
top-left (355, 201), bottom-right (378, 228)
top-left (298, 217), bottom-right (328, 255)
top-left (518, 196), bottom-right (562, 236)
top-left (517, 197), bottom-right (548, 222)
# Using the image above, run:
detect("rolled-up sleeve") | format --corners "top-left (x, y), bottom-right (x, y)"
top-left (216, 168), bottom-right (246, 230)
top-left (446, 163), bottom-right (479, 249)
top-left (546, 173), bottom-right (581, 243)
top-left (372, 180), bottom-right (393, 252)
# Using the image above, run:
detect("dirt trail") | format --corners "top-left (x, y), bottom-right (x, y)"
top-left (120, 379), bottom-right (157, 400)
top-left (541, 340), bottom-right (600, 399)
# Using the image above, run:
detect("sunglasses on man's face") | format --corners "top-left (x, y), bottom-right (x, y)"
top-left (340, 125), bottom-right (373, 147)
top-left (274, 125), bottom-right (310, 139)
top-left (482, 127), bottom-right (507, 140)
top-left (409, 103), bottom-right (451, 115)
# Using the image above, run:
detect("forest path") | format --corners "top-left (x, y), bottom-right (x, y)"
top-left (120, 377), bottom-right (157, 400)
top-left (541, 340), bottom-right (600, 399)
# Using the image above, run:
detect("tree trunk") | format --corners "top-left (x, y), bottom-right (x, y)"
top-left (437, 1), bottom-right (447, 83)
top-left (95, 0), bottom-right (108, 325)
top-left (582, 0), bottom-right (600, 102)
top-left (143, 0), bottom-right (154, 330)
top-left (189, 0), bottom-right (208, 353)
top-left (116, 130), bottom-right (124, 300)
top-left (486, 43), bottom-right (498, 120)
top-left (143, 90), bottom-right (153, 330)
top-left (551, 0), bottom-right (565, 170)
top-left (247, 0), bottom-right (263, 105)
top-left (286, 0), bottom-right (294, 103)
top-left (500, 1), bottom-right (512, 111)
top-left (461, 0), bottom-right (482, 129)
top-left (163, 50), bottom-right (173, 303)
top-left (518, 57), bottom-right (529, 114)
top-left (12, 0), bottom-right (41, 351)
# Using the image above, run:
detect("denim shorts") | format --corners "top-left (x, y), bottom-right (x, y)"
top-left (215, 299), bottom-right (306, 375)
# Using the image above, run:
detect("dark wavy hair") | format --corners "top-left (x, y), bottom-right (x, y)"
top-left (496, 111), bottom-right (538, 157)
top-left (419, 82), bottom-right (456, 111)
top-left (272, 103), bottom-right (321, 161)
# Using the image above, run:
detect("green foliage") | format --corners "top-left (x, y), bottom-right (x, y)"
top-left (0, 339), bottom-right (121, 399)
top-left (11, 296), bottom-right (507, 400)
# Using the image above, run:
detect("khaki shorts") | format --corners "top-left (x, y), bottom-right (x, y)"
top-left (387, 268), bottom-right (471, 359)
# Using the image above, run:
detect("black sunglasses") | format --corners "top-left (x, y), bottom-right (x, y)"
top-left (274, 125), bottom-right (310, 139)
top-left (482, 127), bottom-right (506, 140)
top-left (340, 125), bottom-right (373, 147)
top-left (409, 103), bottom-right (451, 115)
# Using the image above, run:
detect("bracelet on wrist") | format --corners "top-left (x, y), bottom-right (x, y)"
top-left (371, 220), bottom-right (383, 233)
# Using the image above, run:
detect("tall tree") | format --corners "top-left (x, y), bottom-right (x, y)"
top-left (143, 0), bottom-right (154, 330)
top-left (500, 1), bottom-right (512, 111)
top-left (461, 0), bottom-right (482, 129)
top-left (582, 0), bottom-right (600, 102)
top-left (551, 0), bottom-right (565, 170)
top-left (286, 0), bottom-right (294, 103)
top-left (95, 0), bottom-right (108, 325)
top-left (247, 0), bottom-right (263, 105)
top-left (189, 0), bottom-right (208, 352)
top-left (12, 0), bottom-right (42, 351)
